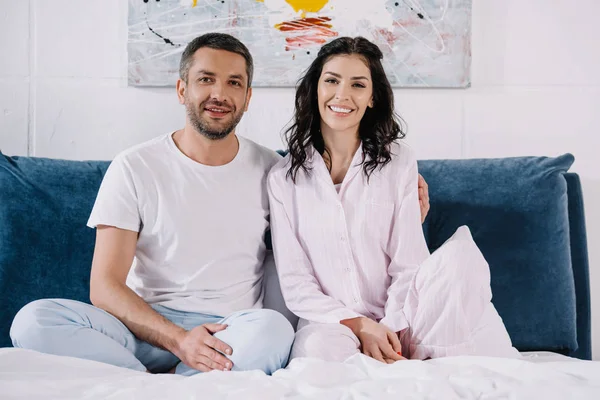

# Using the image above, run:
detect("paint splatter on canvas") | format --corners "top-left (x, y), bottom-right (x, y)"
top-left (128, 0), bottom-right (471, 87)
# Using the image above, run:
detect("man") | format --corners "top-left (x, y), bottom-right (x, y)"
top-left (10, 33), bottom-right (430, 375)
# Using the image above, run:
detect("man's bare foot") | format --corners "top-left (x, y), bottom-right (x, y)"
top-left (145, 367), bottom-right (177, 374)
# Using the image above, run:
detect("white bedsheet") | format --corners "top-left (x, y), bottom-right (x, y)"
top-left (1, 348), bottom-right (599, 399)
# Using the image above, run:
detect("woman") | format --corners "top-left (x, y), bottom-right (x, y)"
top-left (267, 36), bottom-right (518, 363)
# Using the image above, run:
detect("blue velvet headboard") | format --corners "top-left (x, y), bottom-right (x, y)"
top-left (564, 173), bottom-right (591, 360)
top-left (417, 155), bottom-right (589, 360)
top-left (0, 151), bottom-right (592, 359)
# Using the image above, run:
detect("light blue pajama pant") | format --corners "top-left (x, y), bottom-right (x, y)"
top-left (9, 299), bottom-right (294, 376)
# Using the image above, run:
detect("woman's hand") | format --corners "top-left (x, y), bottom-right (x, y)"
top-left (341, 317), bottom-right (406, 364)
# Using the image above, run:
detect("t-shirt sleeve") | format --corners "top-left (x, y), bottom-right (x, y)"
top-left (87, 155), bottom-right (141, 232)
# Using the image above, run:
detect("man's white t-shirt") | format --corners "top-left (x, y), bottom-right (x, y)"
top-left (87, 132), bottom-right (281, 317)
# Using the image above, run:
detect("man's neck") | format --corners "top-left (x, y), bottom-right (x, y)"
top-left (172, 126), bottom-right (239, 166)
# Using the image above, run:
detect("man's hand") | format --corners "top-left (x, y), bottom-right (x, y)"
top-left (418, 174), bottom-right (430, 224)
top-left (341, 317), bottom-right (406, 364)
top-left (174, 324), bottom-right (234, 372)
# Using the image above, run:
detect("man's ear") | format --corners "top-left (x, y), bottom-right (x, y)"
top-left (176, 79), bottom-right (186, 105)
top-left (244, 87), bottom-right (253, 112)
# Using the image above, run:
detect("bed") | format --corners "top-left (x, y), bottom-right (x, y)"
top-left (0, 151), bottom-right (596, 398)
top-left (1, 348), bottom-right (599, 399)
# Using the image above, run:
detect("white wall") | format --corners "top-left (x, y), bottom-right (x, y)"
top-left (1, 1), bottom-right (599, 358)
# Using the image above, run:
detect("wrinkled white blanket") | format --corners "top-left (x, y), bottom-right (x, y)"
top-left (1, 348), bottom-right (599, 399)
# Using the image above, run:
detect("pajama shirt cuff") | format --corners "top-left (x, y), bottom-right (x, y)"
top-left (379, 312), bottom-right (409, 333)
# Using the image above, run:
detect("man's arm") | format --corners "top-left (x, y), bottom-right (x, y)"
top-left (89, 225), bottom-right (233, 372)
top-left (89, 225), bottom-right (185, 352)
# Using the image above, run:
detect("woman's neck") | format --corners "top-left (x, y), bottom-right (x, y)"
top-left (321, 126), bottom-right (360, 184)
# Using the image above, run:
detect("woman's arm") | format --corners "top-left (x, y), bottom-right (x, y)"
top-left (267, 172), bottom-right (362, 324)
top-left (379, 152), bottom-right (430, 333)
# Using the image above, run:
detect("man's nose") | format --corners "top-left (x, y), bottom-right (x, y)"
top-left (210, 81), bottom-right (227, 102)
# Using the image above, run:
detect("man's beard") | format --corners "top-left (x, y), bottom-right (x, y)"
top-left (185, 99), bottom-right (245, 140)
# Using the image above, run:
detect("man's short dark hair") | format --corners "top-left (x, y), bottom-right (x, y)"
top-left (179, 33), bottom-right (254, 87)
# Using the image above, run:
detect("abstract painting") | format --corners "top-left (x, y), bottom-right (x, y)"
top-left (128, 0), bottom-right (471, 87)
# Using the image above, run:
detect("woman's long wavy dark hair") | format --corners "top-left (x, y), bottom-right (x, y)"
top-left (285, 36), bottom-right (406, 183)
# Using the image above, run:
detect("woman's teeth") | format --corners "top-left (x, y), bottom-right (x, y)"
top-left (329, 106), bottom-right (352, 114)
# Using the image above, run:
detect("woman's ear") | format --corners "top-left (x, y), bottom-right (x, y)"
top-left (368, 98), bottom-right (374, 108)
